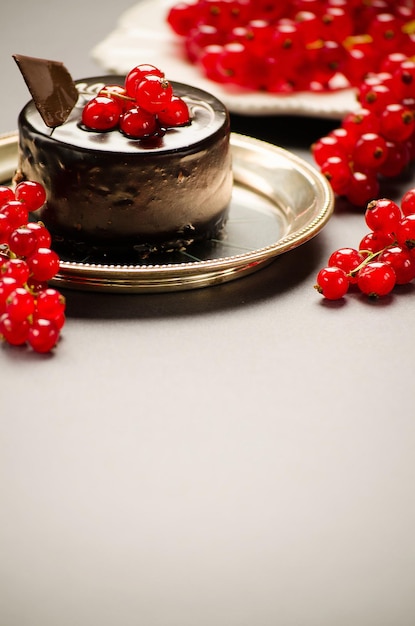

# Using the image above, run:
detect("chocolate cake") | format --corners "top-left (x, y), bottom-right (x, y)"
top-left (15, 63), bottom-right (233, 255)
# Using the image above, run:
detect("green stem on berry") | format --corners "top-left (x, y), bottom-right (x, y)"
top-left (349, 247), bottom-right (389, 277)
top-left (99, 90), bottom-right (135, 102)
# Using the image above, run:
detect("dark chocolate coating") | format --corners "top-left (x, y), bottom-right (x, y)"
top-left (17, 76), bottom-right (233, 252)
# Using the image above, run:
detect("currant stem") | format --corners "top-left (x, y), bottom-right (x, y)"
top-left (349, 246), bottom-right (391, 277)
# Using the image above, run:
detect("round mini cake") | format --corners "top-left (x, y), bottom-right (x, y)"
top-left (16, 74), bottom-right (233, 255)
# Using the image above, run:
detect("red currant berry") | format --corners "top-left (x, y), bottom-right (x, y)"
top-left (26, 248), bottom-right (60, 282)
top-left (311, 135), bottom-right (347, 167)
top-left (26, 222), bottom-right (52, 249)
top-left (1, 258), bottom-right (30, 285)
top-left (119, 107), bottom-right (159, 139)
top-left (347, 171), bottom-right (380, 207)
top-left (35, 288), bottom-right (66, 321)
top-left (8, 226), bottom-right (38, 257)
top-left (359, 230), bottom-right (396, 254)
top-left (0, 313), bottom-right (30, 346)
top-left (368, 13), bottom-right (404, 54)
top-left (378, 140), bottom-right (410, 178)
top-left (358, 83), bottom-right (394, 114)
top-left (28, 318), bottom-right (60, 353)
top-left (378, 245), bottom-right (415, 284)
top-left (379, 104), bottom-right (415, 142)
top-left (6, 287), bottom-right (35, 322)
top-left (396, 214), bottom-right (415, 249)
top-left (341, 108), bottom-right (380, 141)
top-left (357, 261), bottom-right (396, 297)
top-left (320, 156), bottom-right (352, 195)
top-left (0, 185), bottom-right (15, 207)
top-left (26, 276), bottom-right (48, 296)
top-left (157, 96), bottom-right (190, 127)
top-left (82, 96), bottom-right (122, 131)
top-left (124, 64), bottom-right (164, 98)
top-left (0, 200), bottom-right (29, 229)
top-left (400, 188), bottom-right (415, 216)
top-left (315, 266), bottom-right (349, 300)
top-left (14, 181), bottom-right (46, 212)
top-left (352, 132), bottom-right (389, 170)
top-left (0, 277), bottom-right (18, 314)
top-left (392, 60), bottom-right (415, 101)
top-left (0, 212), bottom-right (12, 244)
top-left (328, 247), bottom-right (364, 283)
top-left (365, 197), bottom-right (401, 234)
top-left (135, 75), bottom-right (174, 113)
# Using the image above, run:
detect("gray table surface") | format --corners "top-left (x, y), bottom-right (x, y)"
top-left (1, 2), bottom-right (415, 626)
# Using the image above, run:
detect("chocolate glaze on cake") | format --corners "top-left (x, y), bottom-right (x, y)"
top-left (17, 75), bottom-right (233, 254)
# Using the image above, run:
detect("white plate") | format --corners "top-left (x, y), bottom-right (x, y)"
top-left (91, 0), bottom-right (358, 119)
top-left (0, 133), bottom-right (334, 293)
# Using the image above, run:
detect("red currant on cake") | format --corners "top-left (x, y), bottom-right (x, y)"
top-left (135, 75), bottom-right (174, 114)
top-left (119, 106), bottom-right (159, 139)
top-left (82, 95), bottom-right (122, 131)
top-left (80, 64), bottom-right (191, 140)
top-left (157, 96), bottom-right (191, 127)
top-left (124, 64), bottom-right (165, 98)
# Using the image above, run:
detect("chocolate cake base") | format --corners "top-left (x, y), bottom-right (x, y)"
top-left (17, 76), bottom-right (233, 254)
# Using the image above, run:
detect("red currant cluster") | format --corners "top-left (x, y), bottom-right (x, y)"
top-left (315, 190), bottom-right (415, 300)
top-left (313, 54), bottom-right (415, 206)
top-left (81, 64), bottom-right (191, 139)
top-left (167, 0), bottom-right (415, 93)
top-left (0, 181), bottom-right (65, 353)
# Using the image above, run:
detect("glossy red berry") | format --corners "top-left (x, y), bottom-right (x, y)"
top-left (25, 222), bottom-right (52, 249)
top-left (315, 266), bottom-right (349, 300)
top-left (26, 248), bottom-right (60, 282)
top-left (124, 64), bottom-right (164, 98)
top-left (365, 197), bottom-right (402, 234)
top-left (0, 213), bottom-right (12, 244)
top-left (379, 104), bottom-right (415, 142)
top-left (6, 287), bottom-right (35, 322)
top-left (1, 258), bottom-right (30, 285)
top-left (0, 313), bottom-right (30, 346)
top-left (0, 185), bottom-right (15, 206)
top-left (157, 96), bottom-right (191, 127)
top-left (359, 230), bottom-right (396, 254)
top-left (352, 133), bottom-right (389, 170)
top-left (400, 188), bottom-right (415, 215)
top-left (35, 288), bottom-right (66, 321)
top-left (0, 200), bottom-right (29, 230)
top-left (378, 245), bottom-right (415, 284)
top-left (0, 277), bottom-right (19, 314)
top-left (346, 171), bottom-right (380, 207)
top-left (119, 107), bottom-right (159, 138)
top-left (135, 75), bottom-right (174, 113)
top-left (320, 156), bottom-right (352, 195)
top-left (14, 181), bottom-right (47, 212)
top-left (328, 247), bottom-right (364, 283)
top-left (28, 318), bottom-right (60, 354)
top-left (8, 226), bottom-right (38, 257)
top-left (357, 261), bottom-right (396, 297)
top-left (82, 96), bottom-right (122, 131)
top-left (396, 214), bottom-right (415, 249)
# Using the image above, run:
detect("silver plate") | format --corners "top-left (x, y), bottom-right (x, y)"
top-left (0, 132), bottom-right (334, 293)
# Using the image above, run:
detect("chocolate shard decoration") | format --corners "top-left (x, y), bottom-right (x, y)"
top-left (13, 54), bottom-right (79, 128)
